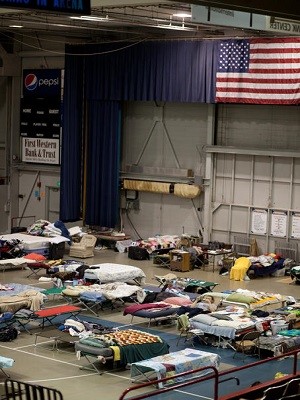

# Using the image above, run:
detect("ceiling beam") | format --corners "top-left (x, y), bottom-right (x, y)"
top-left (92, 0), bottom-right (169, 6)
top-left (173, 0), bottom-right (300, 21)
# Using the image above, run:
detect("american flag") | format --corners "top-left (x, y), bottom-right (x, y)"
top-left (215, 37), bottom-right (300, 105)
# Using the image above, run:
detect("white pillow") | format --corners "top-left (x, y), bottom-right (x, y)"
top-left (190, 314), bottom-right (218, 325)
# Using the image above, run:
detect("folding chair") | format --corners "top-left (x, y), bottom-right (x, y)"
top-left (154, 273), bottom-right (177, 287)
top-left (4, 379), bottom-right (63, 399)
top-left (153, 254), bottom-right (171, 268)
top-left (261, 381), bottom-right (291, 400)
top-left (176, 313), bottom-right (207, 347)
top-left (233, 330), bottom-right (261, 361)
top-left (281, 377), bottom-right (300, 398)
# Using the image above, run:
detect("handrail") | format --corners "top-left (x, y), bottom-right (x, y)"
top-left (118, 348), bottom-right (300, 400)
top-left (119, 365), bottom-right (220, 400)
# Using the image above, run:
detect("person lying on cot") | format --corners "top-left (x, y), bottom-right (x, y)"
top-left (176, 295), bottom-right (218, 318)
top-left (191, 295), bottom-right (217, 312)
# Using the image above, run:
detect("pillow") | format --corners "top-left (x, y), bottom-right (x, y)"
top-left (190, 314), bottom-right (218, 325)
top-left (210, 313), bottom-right (232, 321)
top-left (24, 253), bottom-right (46, 261)
top-left (163, 297), bottom-right (192, 306)
top-left (62, 287), bottom-right (80, 297)
top-left (201, 292), bottom-right (227, 299)
top-left (226, 293), bottom-right (256, 304)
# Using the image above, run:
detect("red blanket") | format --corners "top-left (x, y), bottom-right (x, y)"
top-left (123, 302), bottom-right (170, 316)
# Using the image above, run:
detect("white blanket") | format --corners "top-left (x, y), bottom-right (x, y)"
top-left (84, 263), bottom-right (146, 284)
top-left (63, 282), bottom-right (143, 301)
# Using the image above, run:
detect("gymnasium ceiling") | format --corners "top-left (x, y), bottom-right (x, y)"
top-left (0, 0), bottom-right (299, 47)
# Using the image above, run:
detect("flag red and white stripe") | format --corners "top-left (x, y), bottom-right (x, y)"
top-left (216, 37), bottom-right (300, 105)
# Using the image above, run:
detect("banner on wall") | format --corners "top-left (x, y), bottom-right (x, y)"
top-left (20, 98), bottom-right (61, 139)
top-left (251, 208), bottom-right (267, 235)
top-left (270, 210), bottom-right (287, 237)
top-left (23, 69), bottom-right (61, 98)
top-left (291, 212), bottom-right (300, 239)
top-left (0, 0), bottom-right (91, 14)
top-left (20, 69), bottom-right (62, 165)
top-left (22, 138), bottom-right (60, 164)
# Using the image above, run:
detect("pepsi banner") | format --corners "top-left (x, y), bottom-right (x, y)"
top-left (21, 69), bottom-right (62, 165)
top-left (23, 69), bottom-right (61, 98)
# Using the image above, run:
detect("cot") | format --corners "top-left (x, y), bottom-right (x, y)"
top-left (0, 356), bottom-right (14, 378)
top-left (123, 303), bottom-right (180, 326)
top-left (75, 329), bottom-right (169, 374)
top-left (83, 263), bottom-right (146, 285)
top-left (0, 233), bottom-right (68, 259)
top-left (0, 283), bottom-right (46, 313)
top-left (32, 305), bottom-right (82, 328)
top-left (62, 282), bottom-right (144, 315)
top-left (131, 348), bottom-right (220, 389)
top-left (190, 311), bottom-right (256, 349)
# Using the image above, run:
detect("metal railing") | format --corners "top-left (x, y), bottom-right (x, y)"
top-left (119, 349), bottom-right (300, 400)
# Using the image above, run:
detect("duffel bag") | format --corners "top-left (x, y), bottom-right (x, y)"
top-left (0, 326), bottom-right (18, 342)
top-left (128, 246), bottom-right (149, 260)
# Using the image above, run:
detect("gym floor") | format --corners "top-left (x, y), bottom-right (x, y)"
top-left (0, 248), bottom-right (298, 400)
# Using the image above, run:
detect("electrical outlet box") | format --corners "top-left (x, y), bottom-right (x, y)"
top-left (132, 199), bottom-right (140, 210)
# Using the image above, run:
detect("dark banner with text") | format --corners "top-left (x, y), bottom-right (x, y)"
top-left (20, 97), bottom-right (61, 164)
top-left (0, 0), bottom-right (90, 15)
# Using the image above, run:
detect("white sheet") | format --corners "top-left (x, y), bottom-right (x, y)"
top-left (190, 312), bottom-right (255, 339)
top-left (0, 258), bottom-right (36, 266)
top-left (62, 282), bottom-right (143, 301)
top-left (1, 233), bottom-right (69, 245)
top-left (84, 263), bottom-right (146, 284)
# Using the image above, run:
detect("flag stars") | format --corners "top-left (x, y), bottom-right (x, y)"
top-left (218, 40), bottom-right (250, 72)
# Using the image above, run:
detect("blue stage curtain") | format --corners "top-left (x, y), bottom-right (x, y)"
top-left (60, 52), bottom-right (85, 222)
top-left (61, 40), bottom-right (219, 226)
top-left (85, 100), bottom-right (121, 228)
top-left (84, 40), bottom-right (218, 102)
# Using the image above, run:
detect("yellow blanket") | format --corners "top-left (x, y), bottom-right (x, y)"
top-left (110, 346), bottom-right (121, 361)
top-left (230, 257), bottom-right (251, 281)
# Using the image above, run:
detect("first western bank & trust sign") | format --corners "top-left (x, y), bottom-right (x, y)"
top-left (22, 137), bottom-right (60, 164)
top-left (0, 0), bottom-right (91, 14)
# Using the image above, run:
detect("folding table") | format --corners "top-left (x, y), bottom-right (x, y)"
top-left (202, 250), bottom-right (234, 272)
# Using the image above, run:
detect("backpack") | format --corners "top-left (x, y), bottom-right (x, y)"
top-left (0, 326), bottom-right (18, 342)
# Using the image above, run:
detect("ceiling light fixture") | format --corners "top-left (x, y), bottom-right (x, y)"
top-left (70, 15), bottom-right (109, 22)
top-left (155, 23), bottom-right (194, 31)
top-left (172, 13), bottom-right (192, 18)
top-left (9, 24), bottom-right (23, 28)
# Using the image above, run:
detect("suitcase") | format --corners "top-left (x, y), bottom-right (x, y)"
top-left (48, 242), bottom-right (65, 260)
top-left (128, 246), bottom-right (149, 260)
